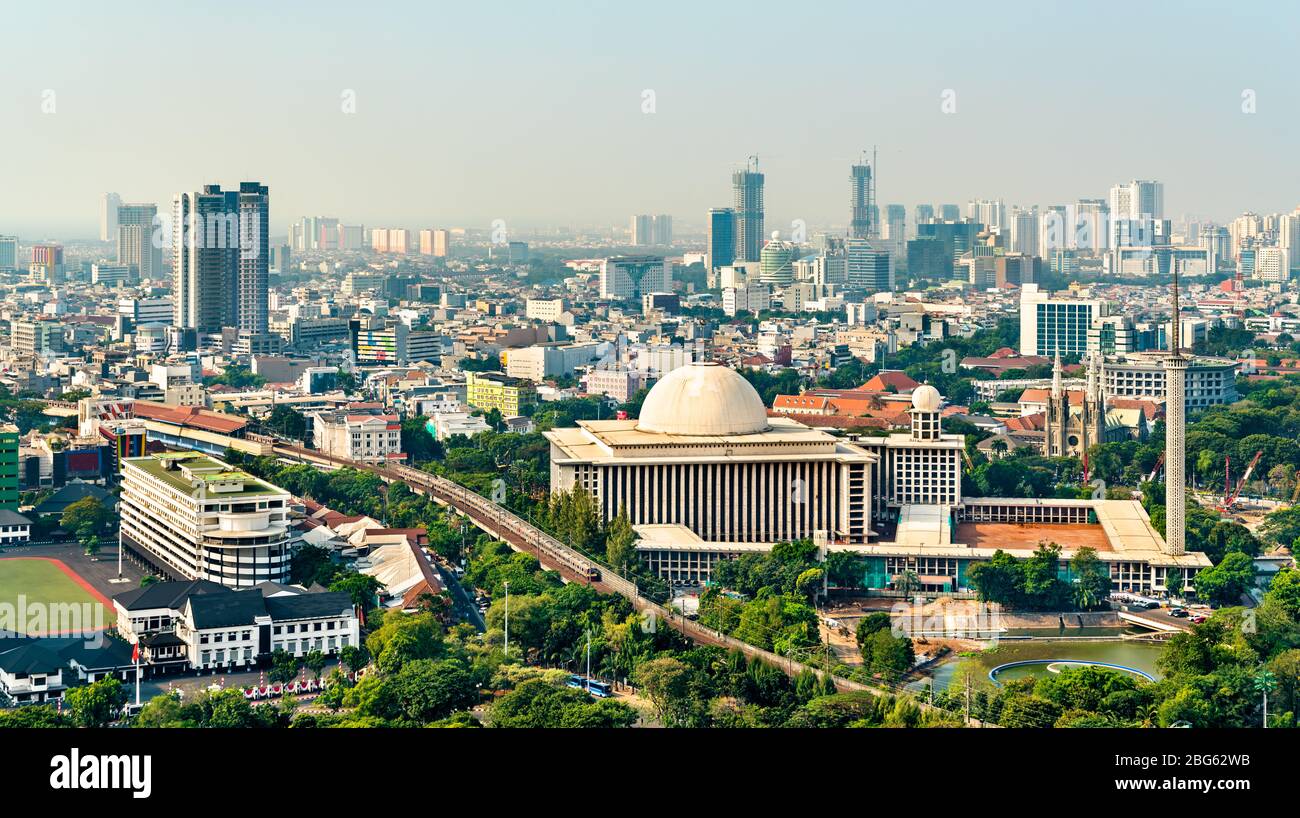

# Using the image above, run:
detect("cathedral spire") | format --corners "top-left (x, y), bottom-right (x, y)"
top-left (1051, 353), bottom-right (1063, 399)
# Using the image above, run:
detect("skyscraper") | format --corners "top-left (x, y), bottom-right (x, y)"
top-left (117, 203), bottom-right (161, 280)
top-left (174, 185), bottom-right (239, 333)
top-left (914, 204), bottom-right (935, 227)
top-left (707, 208), bottom-right (735, 270)
top-left (1010, 206), bottom-right (1039, 256)
top-left (100, 192), bottom-right (122, 241)
top-left (731, 158), bottom-right (764, 262)
top-left (237, 182), bottom-right (270, 334)
top-left (0, 235), bottom-right (17, 270)
top-left (630, 214), bottom-right (654, 246)
top-left (652, 214), bottom-right (672, 246)
top-left (850, 161), bottom-right (874, 239)
top-left (882, 204), bottom-right (906, 261)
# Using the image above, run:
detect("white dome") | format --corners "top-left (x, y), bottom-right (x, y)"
top-left (636, 362), bottom-right (771, 436)
top-left (911, 384), bottom-right (942, 413)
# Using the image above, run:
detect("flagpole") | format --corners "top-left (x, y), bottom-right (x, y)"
top-left (133, 642), bottom-right (141, 707)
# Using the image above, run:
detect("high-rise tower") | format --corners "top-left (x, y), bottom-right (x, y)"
top-left (850, 157), bottom-right (874, 239)
top-left (1163, 261), bottom-right (1188, 556)
top-left (174, 185), bottom-right (238, 333)
top-left (731, 157), bottom-right (765, 263)
top-left (237, 182), bottom-right (270, 334)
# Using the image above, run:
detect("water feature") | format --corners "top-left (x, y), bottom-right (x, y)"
top-left (917, 630), bottom-right (1166, 692)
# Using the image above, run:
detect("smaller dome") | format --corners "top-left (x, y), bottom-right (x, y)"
top-left (911, 384), bottom-right (941, 412)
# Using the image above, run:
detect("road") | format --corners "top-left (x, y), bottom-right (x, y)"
top-left (436, 563), bottom-right (485, 631)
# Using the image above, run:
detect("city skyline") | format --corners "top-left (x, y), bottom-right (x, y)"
top-left (3, 1), bottom-right (1298, 237)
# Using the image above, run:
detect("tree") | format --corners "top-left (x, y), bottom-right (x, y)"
top-left (339, 644), bottom-right (369, 675)
top-left (303, 649), bottom-right (327, 680)
top-left (64, 677), bottom-right (128, 727)
top-left (390, 658), bottom-right (478, 723)
top-left (1193, 552), bottom-right (1256, 607)
top-left (1165, 568), bottom-right (1186, 599)
top-left (61, 496), bottom-right (111, 536)
top-left (329, 572), bottom-right (384, 609)
top-left (268, 649), bottom-right (301, 685)
top-left (604, 508), bottom-right (637, 571)
top-left (968, 551), bottom-right (1021, 605)
top-left (635, 657), bottom-right (693, 726)
top-left (1070, 547), bottom-right (1111, 610)
top-left (266, 404), bottom-right (308, 440)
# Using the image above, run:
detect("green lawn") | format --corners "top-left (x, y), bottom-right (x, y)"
top-left (0, 558), bottom-right (115, 635)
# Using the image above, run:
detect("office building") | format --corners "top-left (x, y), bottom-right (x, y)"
top-left (653, 214), bottom-right (672, 245)
top-left (119, 451), bottom-right (293, 587)
top-left (1255, 246), bottom-right (1289, 283)
top-left (349, 318), bottom-right (409, 365)
top-left (91, 263), bottom-right (130, 286)
top-left (100, 192), bottom-right (122, 241)
top-left (732, 159), bottom-right (765, 262)
top-left (465, 371), bottom-right (536, 416)
top-left (30, 243), bottom-right (65, 284)
top-left (707, 207), bottom-right (735, 270)
top-left (846, 239), bottom-right (893, 293)
top-left (1019, 283), bottom-right (1103, 357)
top-left (0, 235), bottom-right (16, 270)
top-left (722, 283), bottom-right (770, 316)
top-left (11, 319), bottom-right (64, 355)
top-left (0, 425), bottom-right (18, 511)
top-left (600, 255), bottom-right (671, 300)
top-left (758, 237), bottom-right (798, 286)
top-left (1101, 352), bottom-right (1238, 410)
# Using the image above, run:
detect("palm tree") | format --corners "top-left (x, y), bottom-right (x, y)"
top-left (895, 570), bottom-right (921, 596)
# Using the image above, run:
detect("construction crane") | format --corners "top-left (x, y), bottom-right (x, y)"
top-left (1146, 452), bottom-right (1165, 483)
top-left (1221, 450), bottom-right (1263, 511)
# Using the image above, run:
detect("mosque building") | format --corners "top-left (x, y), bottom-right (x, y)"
top-left (544, 361), bottom-right (1210, 594)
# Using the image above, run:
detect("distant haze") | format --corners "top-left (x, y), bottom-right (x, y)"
top-left (2, 0), bottom-right (1297, 238)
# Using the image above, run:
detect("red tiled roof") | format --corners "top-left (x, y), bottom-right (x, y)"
top-left (132, 401), bottom-right (247, 434)
top-left (860, 371), bottom-right (920, 392)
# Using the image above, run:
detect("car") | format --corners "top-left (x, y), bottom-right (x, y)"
top-left (1189, 615), bottom-right (1207, 624)
top-left (1170, 608), bottom-right (1189, 618)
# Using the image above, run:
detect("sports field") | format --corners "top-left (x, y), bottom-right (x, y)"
top-left (0, 557), bottom-right (115, 635)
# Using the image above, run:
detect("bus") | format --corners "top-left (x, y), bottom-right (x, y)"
top-left (565, 675), bottom-right (612, 698)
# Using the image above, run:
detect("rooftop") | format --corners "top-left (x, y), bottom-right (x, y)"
top-left (124, 452), bottom-right (287, 499)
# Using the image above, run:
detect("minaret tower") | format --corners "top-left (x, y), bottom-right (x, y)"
top-left (1163, 262), bottom-right (1188, 556)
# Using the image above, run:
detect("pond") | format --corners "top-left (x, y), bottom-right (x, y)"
top-left (917, 630), bottom-right (1166, 693)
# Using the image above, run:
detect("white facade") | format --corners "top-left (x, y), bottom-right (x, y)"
top-left (600, 255), bottom-right (671, 300)
top-left (119, 452), bottom-right (293, 588)
top-left (311, 407), bottom-right (403, 464)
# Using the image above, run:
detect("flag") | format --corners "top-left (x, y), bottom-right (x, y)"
top-left (132, 642), bottom-right (139, 663)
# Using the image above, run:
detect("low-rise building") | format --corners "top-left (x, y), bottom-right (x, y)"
top-left (311, 403), bottom-right (405, 464)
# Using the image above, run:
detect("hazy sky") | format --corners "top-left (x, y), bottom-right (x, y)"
top-left (3, 0), bottom-right (1297, 238)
